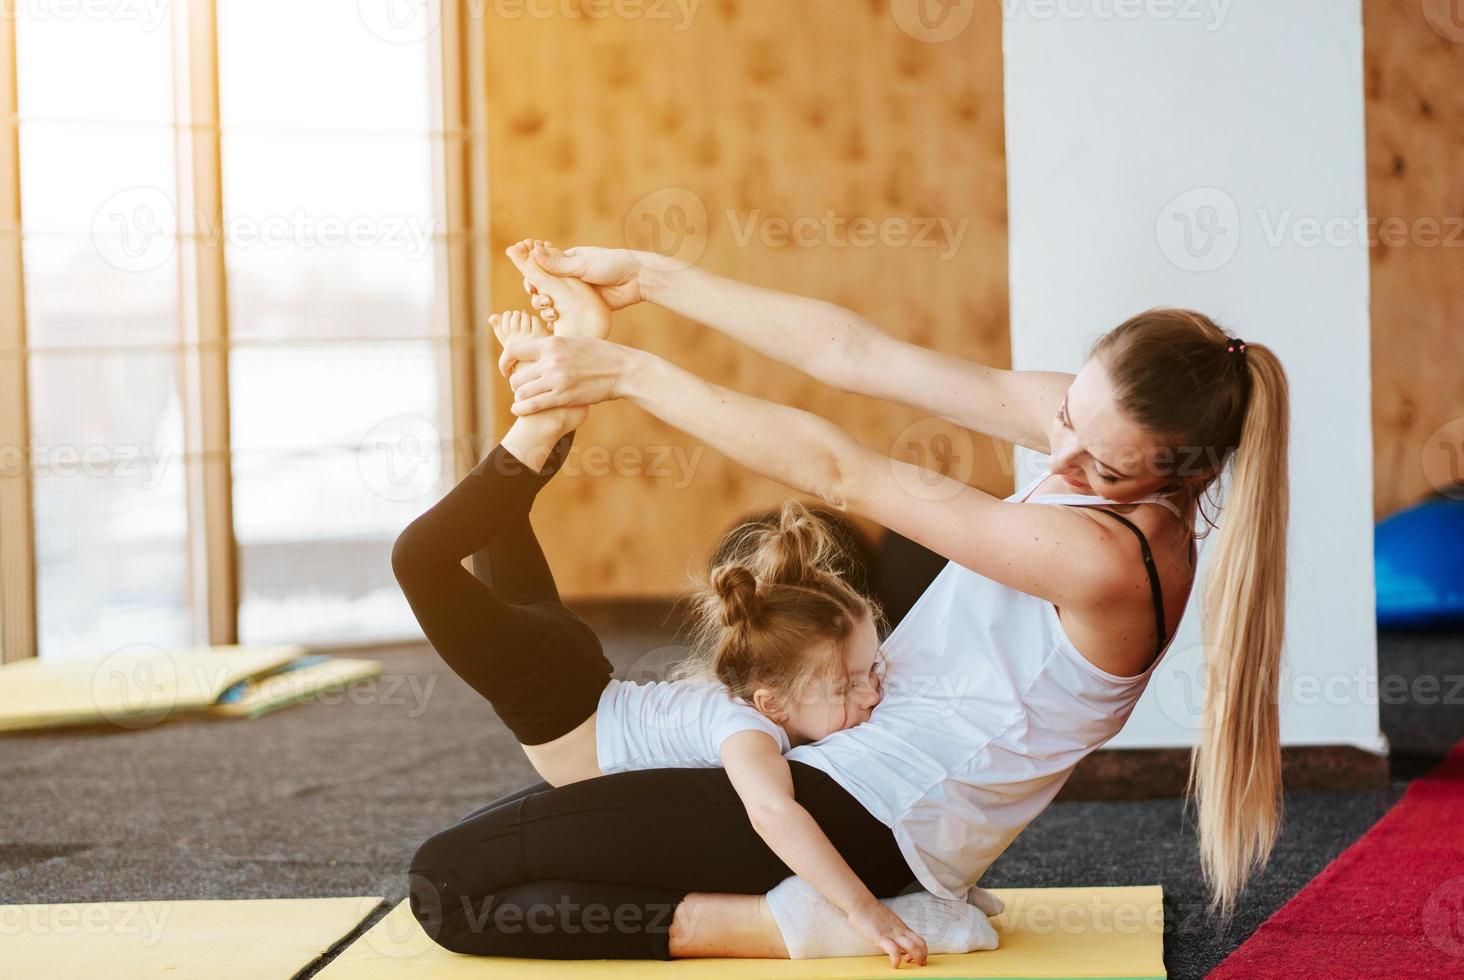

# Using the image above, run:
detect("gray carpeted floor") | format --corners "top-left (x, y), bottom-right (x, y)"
top-left (2, 621), bottom-right (1459, 978)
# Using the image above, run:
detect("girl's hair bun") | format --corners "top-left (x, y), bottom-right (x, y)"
top-left (710, 563), bottom-right (760, 627)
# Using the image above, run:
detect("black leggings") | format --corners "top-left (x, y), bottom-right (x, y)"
top-left (391, 432), bottom-right (613, 745)
top-left (391, 434), bottom-right (914, 959)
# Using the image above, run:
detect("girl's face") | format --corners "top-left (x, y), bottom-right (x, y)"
top-left (1047, 359), bottom-right (1184, 502)
top-left (758, 609), bottom-right (884, 747)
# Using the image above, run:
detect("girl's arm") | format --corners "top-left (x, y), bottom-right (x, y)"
top-left (500, 337), bottom-right (1125, 619)
top-left (530, 245), bottom-right (1069, 451)
top-left (719, 731), bottom-right (926, 968)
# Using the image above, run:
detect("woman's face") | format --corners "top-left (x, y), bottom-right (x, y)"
top-left (763, 610), bottom-right (884, 747)
top-left (1046, 359), bottom-right (1182, 502)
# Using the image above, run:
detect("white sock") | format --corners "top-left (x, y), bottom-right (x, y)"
top-left (965, 885), bottom-right (1006, 917)
top-left (764, 876), bottom-right (999, 960)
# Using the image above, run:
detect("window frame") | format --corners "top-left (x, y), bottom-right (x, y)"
top-left (0, 1), bottom-right (485, 661)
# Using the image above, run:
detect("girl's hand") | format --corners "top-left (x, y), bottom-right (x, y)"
top-left (847, 900), bottom-right (928, 969)
top-left (525, 245), bottom-right (646, 313)
top-left (498, 334), bottom-right (631, 415)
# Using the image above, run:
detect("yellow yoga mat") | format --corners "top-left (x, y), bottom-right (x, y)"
top-left (0, 645), bottom-right (305, 732)
top-left (0, 896), bottom-right (382, 980)
top-left (317, 886), bottom-right (1165, 979)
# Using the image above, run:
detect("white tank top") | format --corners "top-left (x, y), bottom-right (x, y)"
top-left (786, 464), bottom-right (1188, 900)
top-left (596, 678), bottom-right (791, 775)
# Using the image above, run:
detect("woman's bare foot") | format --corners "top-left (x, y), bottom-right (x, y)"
top-left (506, 239), bottom-right (612, 341)
top-left (491, 310), bottom-right (587, 467)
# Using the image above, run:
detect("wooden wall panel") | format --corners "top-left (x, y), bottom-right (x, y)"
top-left (481, 0), bottom-right (1009, 597)
top-left (1364, 0), bottom-right (1464, 518)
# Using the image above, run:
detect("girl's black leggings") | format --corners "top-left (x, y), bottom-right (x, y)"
top-left (390, 433), bottom-right (914, 959)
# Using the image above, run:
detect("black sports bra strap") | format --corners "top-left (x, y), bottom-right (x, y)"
top-left (1092, 508), bottom-right (1167, 665)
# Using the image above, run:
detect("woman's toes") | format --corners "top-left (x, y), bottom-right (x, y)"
top-left (529, 315), bottom-right (550, 337)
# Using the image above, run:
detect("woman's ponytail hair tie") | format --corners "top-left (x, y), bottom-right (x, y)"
top-left (1225, 336), bottom-right (1248, 357)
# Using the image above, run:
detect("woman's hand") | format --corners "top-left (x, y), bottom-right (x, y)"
top-left (523, 244), bottom-right (647, 314)
top-left (847, 898), bottom-right (929, 969)
top-left (498, 334), bottom-right (635, 415)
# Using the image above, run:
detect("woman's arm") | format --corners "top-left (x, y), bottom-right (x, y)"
top-left (650, 264), bottom-right (1073, 452)
top-left (529, 245), bottom-right (1069, 451)
top-left (500, 336), bottom-right (1122, 613)
top-left (719, 731), bottom-right (927, 968)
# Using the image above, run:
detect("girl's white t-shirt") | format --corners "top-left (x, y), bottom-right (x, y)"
top-left (596, 678), bottom-right (791, 775)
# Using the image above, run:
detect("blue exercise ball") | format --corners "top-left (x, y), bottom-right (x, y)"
top-left (1375, 495), bottom-right (1464, 629)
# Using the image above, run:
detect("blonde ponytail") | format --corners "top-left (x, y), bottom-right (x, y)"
top-left (1091, 309), bottom-right (1291, 915)
top-left (1189, 342), bottom-right (1290, 915)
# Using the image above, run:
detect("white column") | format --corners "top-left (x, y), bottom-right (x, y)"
top-left (1002, 0), bottom-right (1382, 751)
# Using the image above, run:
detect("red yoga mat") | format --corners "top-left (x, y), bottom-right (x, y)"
top-left (1210, 740), bottom-right (1464, 978)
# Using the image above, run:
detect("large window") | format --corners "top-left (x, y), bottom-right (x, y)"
top-left (3, 2), bottom-right (477, 660)
top-left (217, 0), bottom-right (452, 645)
top-left (16, 7), bottom-right (192, 660)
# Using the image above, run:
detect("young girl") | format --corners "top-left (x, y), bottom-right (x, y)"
top-left (391, 254), bottom-right (998, 966)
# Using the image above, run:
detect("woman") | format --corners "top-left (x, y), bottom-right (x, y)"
top-left (403, 240), bottom-right (1288, 960)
